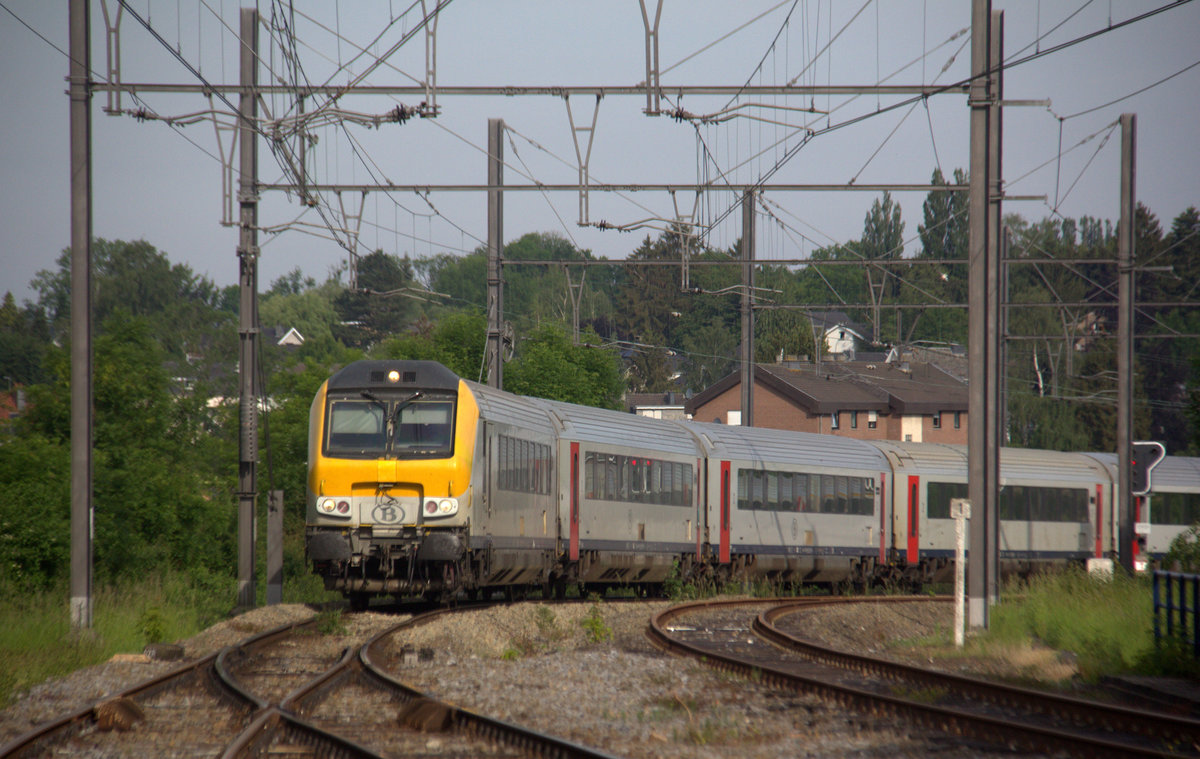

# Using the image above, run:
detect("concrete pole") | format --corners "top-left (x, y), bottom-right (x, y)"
top-left (967, 0), bottom-right (991, 629)
top-left (237, 8), bottom-right (260, 610)
top-left (486, 118), bottom-right (505, 388)
top-left (985, 9), bottom-right (1004, 606)
top-left (69, 0), bottom-right (94, 631)
top-left (740, 190), bottom-right (756, 427)
top-left (1117, 113), bottom-right (1136, 573)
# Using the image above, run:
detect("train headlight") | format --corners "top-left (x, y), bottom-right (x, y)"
top-left (387, 370), bottom-right (400, 383)
top-left (424, 498), bottom-right (458, 517)
top-left (318, 498), bottom-right (351, 518)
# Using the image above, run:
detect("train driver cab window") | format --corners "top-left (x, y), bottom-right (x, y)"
top-left (393, 398), bottom-right (455, 457)
top-left (327, 401), bottom-right (387, 456)
top-left (327, 393), bottom-right (456, 459)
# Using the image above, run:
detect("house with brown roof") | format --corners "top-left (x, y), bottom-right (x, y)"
top-left (684, 359), bottom-right (968, 444)
top-left (624, 391), bottom-right (688, 420)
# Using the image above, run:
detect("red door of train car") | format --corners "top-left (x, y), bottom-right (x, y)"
top-left (569, 442), bottom-right (580, 561)
top-left (719, 461), bottom-right (731, 564)
top-left (907, 475), bottom-right (920, 564)
top-left (879, 472), bottom-right (887, 564)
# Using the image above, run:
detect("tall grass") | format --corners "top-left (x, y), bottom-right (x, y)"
top-left (984, 568), bottom-right (1154, 681)
top-left (0, 569), bottom-right (235, 709)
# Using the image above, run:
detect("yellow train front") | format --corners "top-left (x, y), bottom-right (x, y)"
top-left (306, 360), bottom-right (478, 608)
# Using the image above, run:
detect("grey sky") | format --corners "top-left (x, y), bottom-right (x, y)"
top-left (2, 1), bottom-right (1198, 308)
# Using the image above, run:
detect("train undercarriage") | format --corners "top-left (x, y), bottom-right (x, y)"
top-left (310, 525), bottom-right (1094, 609)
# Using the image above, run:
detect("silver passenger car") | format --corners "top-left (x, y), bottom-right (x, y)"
top-left (685, 421), bottom-right (890, 586)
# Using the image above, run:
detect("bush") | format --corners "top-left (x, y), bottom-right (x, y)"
top-left (987, 567), bottom-right (1153, 681)
top-left (1165, 523), bottom-right (1200, 572)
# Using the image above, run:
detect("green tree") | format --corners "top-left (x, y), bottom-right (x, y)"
top-left (1138, 206), bottom-right (1199, 453)
top-left (627, 338), bottom-right (675, 393)
top-left (31, 239), bottom-right (230, 356)
top-left (376, 312), bottom-right (487, 380)
top-left (427, 250), bottom-right (486, 311)
top-left (505, 325), bottom-right (624, 409)
top-left (754, 265), bottom-right (817, 363)
top-left (613, 229), bottom-right (693, 345)
top-left (0, 292), bottom-right (50, 386)
top-left (861, 190), bottom-right (906, 262)
top-left (268, 267), bottom-right (317, 297)
top-left (260, 281), bottom-right (345, 364)
top-left (861, 190), bottom-right (907, 335)
top-left (918, 168), bottom-right (968, 261)
top-left (681, 322), bottom-right (738, 393)
top-left (904, 168), bottom-right (969, 344)
top-left (0, 433), bottom-right (70, 587)
top-left (334, 250), bottom-right (419, 348)
top-left (12, 311), bottom-right (234, 583)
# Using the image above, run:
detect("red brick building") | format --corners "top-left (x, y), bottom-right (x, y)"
top-left (684, 360), bottom-right (968, 444)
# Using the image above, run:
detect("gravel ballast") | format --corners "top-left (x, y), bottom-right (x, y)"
top-left (2, 599), bottom-right (1022, 757)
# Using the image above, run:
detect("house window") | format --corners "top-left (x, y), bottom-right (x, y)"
top-left (831, 412), bottom-right (840, 430)
top-left (954, 411), bottom-right (961, 429)
top-left (932, 412), bottom-right (941, 429)
top-left (851, 411), bottom-right (858, 429)
top-left (868, 410), bottom-right (877, 430)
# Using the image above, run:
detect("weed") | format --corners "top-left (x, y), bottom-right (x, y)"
top-left (679, 716), bottom-right (739, 746)
top-left (533, 605), bottom-right (565, 640)
top-left (1136, 634), bottom-right (1200, 678)
top-left (500, 647), bottom-right (521, 661)
top-left (138, 606), bottom-right (166, 644)
top-left (581, 603), bottom-right (613, 644)
top-left (316, 608), bottom-right (347, 636)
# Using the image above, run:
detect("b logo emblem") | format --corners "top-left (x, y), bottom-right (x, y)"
top-left (372, 502), bottom-right (405, 524)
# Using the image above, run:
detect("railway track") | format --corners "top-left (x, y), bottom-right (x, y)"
top-left (0, 604), bottom-right (620, 759)
top-left (648, 596), bottom-right (1200, 758)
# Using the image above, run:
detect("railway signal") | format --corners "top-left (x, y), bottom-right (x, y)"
top-left (1130, 441), bottom-right (1166, 496)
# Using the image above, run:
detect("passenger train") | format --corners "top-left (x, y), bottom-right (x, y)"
top-left (305, 360), bottom-right (1200, 607)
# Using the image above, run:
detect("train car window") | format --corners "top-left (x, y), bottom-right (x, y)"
top-left (778, 473), bottom-right (793, 511)
top-left (734, 468), bottom-right (873, 515)
top-left (849, 477), bottom-right (863, 515)
top-left (1154, 492), bottom-right (1200, 525)
top-left (582, 450), bottom-right (693, 507)
top-left (496, 435), bottom-right (554, 495)
top-left (821, 475), bottom-right (836, 513)
top-left (327, 401), bottom-right (387, 456)
top-left (927, 482), bottom-right (967, 519)
top-left (998, 485), bottom-right (1089, 523)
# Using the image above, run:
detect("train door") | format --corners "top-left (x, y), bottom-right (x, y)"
top-left (878, 472), bottom-right (887, 564)
top-left (720, 461), bottom-right (731, 564)
top-left (1094, 484), bottom-right (1104, 559)
top-left (695, 458), bottom-right (703, 560)
top-left (906, 475), bottom-right (920, 564)
top-left (569, 442), bottom-right (580, 561)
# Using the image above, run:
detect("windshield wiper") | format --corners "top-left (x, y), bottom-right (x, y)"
top-left (360, 390), bottom-right (386, 410)
top-left (390, 391), bottom-right (423, 428)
